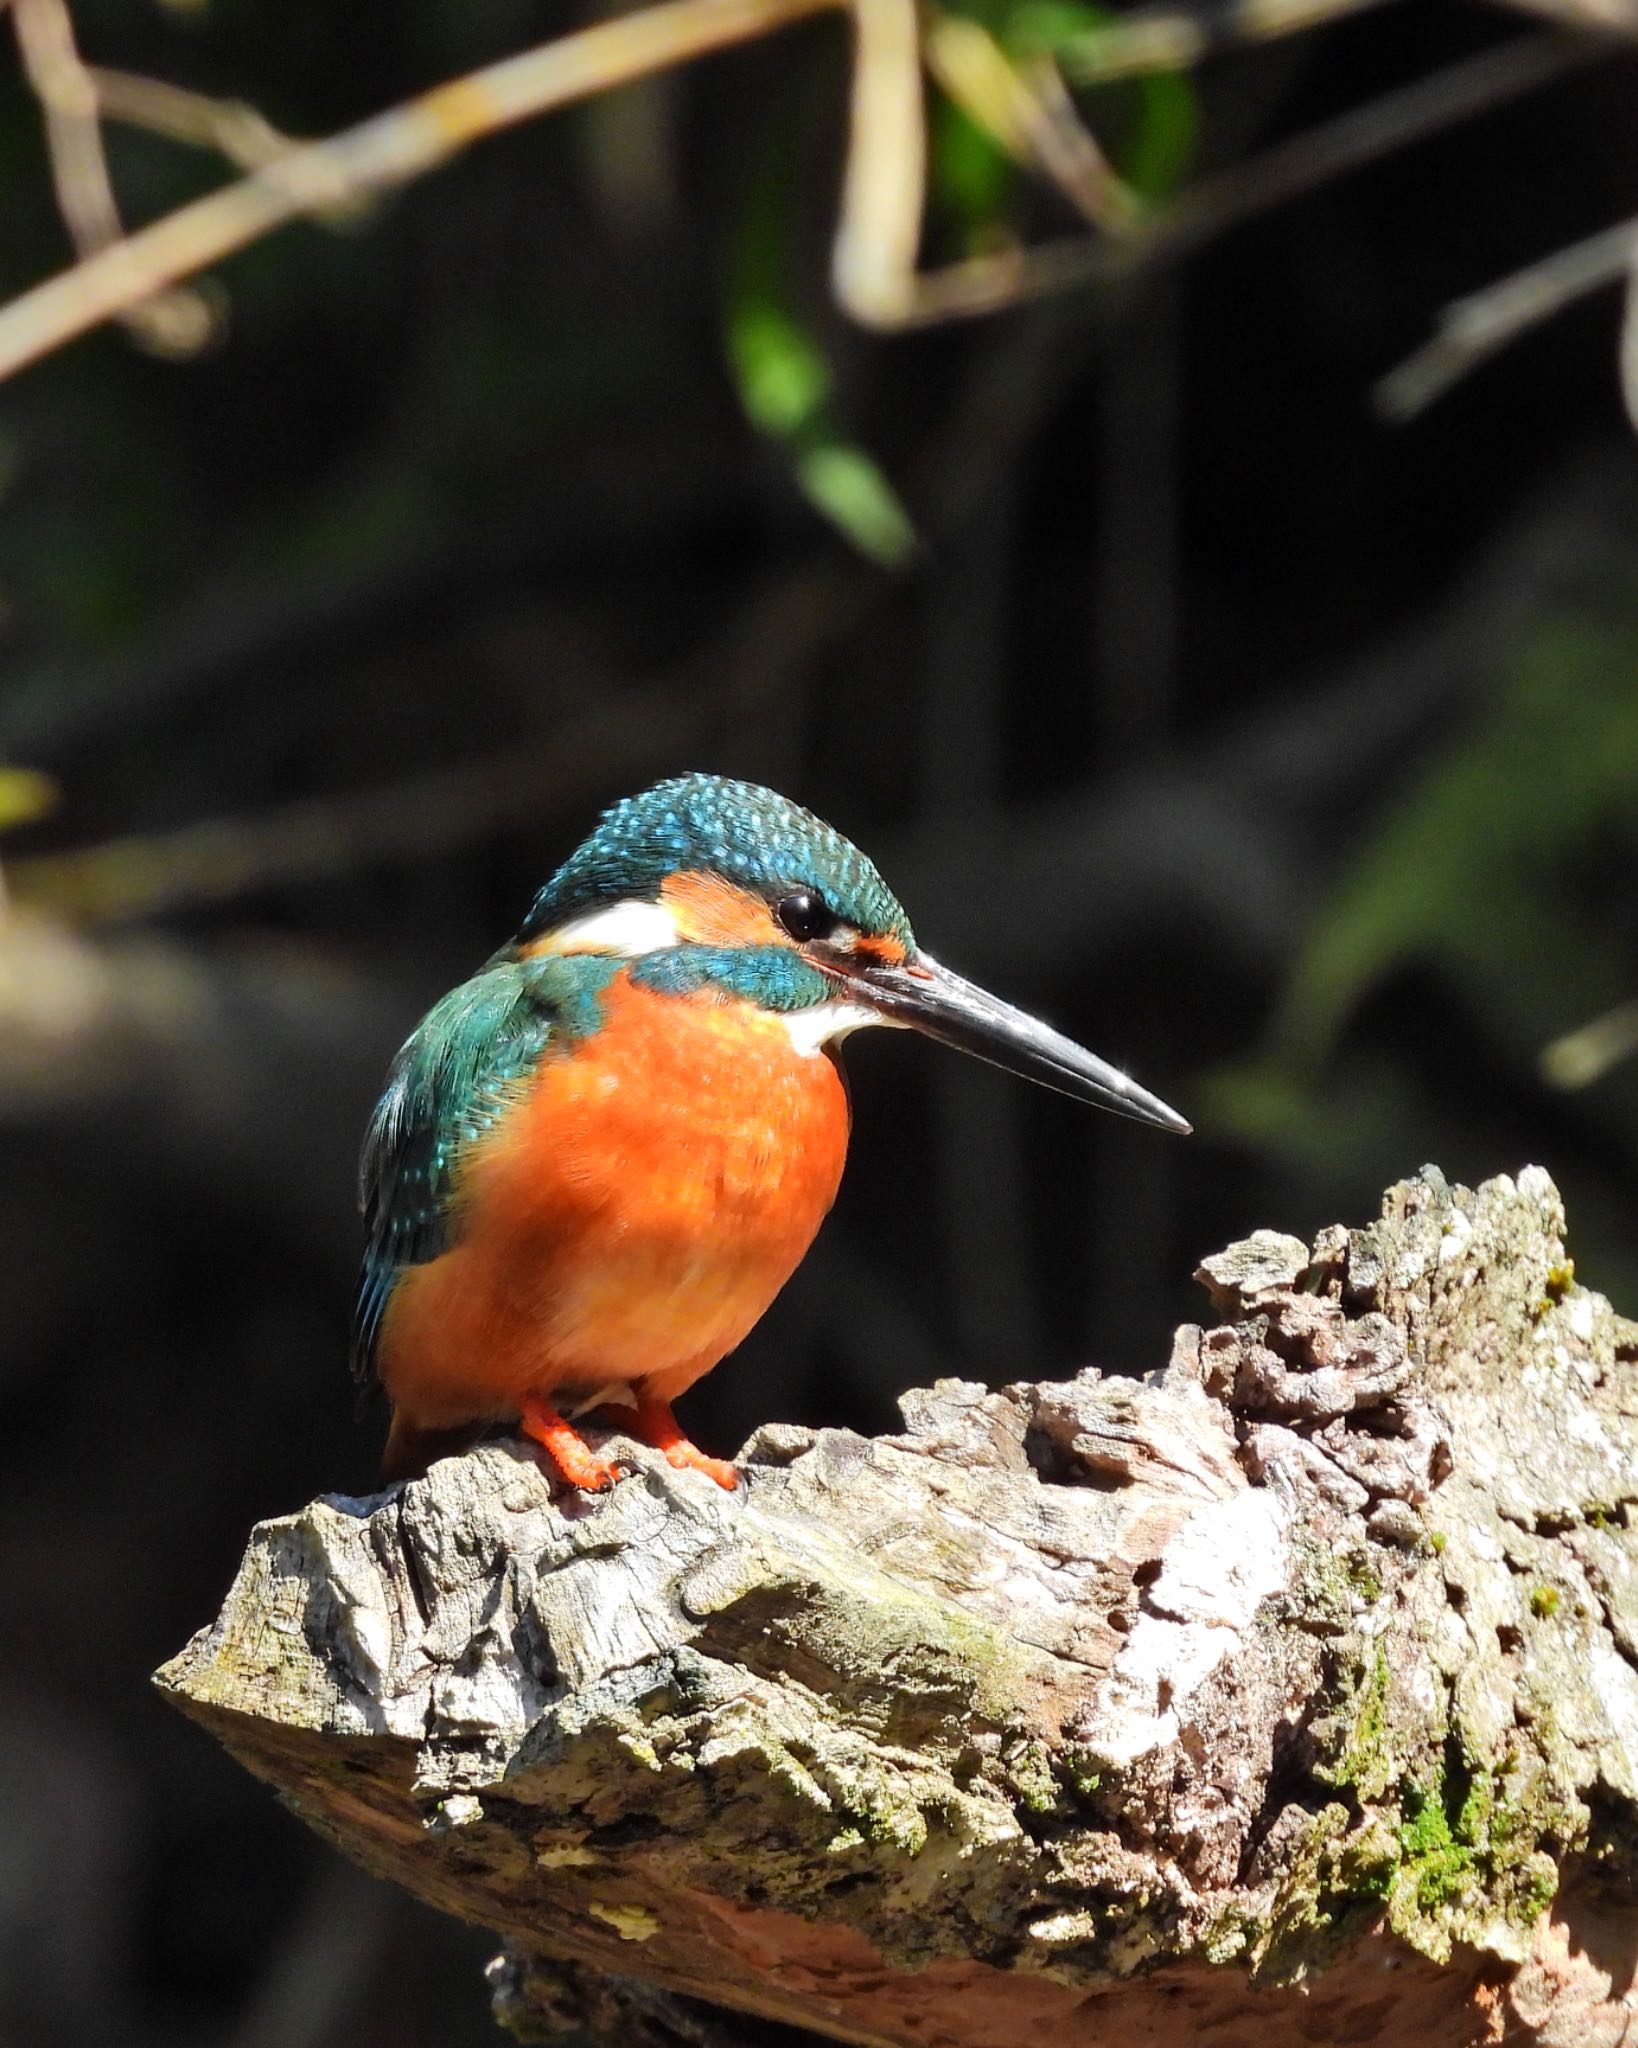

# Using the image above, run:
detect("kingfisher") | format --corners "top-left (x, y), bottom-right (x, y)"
top-left (356, 774), bottom-right (1189, 1491)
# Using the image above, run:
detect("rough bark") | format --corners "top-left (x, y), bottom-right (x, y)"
top-left (158, 1167), bottom-right (1638, 2046)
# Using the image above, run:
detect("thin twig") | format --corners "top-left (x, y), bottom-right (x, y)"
top-left (1541, 997), bottom-right (1638, 1089)
top-left (1621, 261), bottom-right (1638, 433)
top-left (0, 0), bottom-right (835, 385)
top-left (1488, 0), bottom-right (1638, 29)
top-left (840, 26), bottom-right (1603, 328)
top-left (7, 561), bottom-right (868, 924)
top-left (1020, 53), bottom-right (1140, 228)
top-left (830, 0), bottom-right (927, 323)
top-left (10, 0), bottom-right (216, 354)
top-left (1056, 0), bottom-right (1401, 86)
top-left (0, 0), bottom-right (1616, 371)
top-left (921, 12), bottom-right (1137, 232)
top-left (1376, 211), bottom-right (1638, 418)
top-left (1149, 29), bottom-right (1603, 265)
top-left (89, 66), bottom-right (311, 180)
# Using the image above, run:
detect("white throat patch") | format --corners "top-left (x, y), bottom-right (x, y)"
top-left (781, 998), bottom-right (903, 1056)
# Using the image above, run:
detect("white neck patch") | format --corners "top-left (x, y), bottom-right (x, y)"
top-left (540, 898), bottom-right (681, 957)
top-left (781, 998), bottom-right (905, 1056)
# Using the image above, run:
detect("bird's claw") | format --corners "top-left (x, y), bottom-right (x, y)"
top-left (661, 1443), bottom-right (740, 1491)
top-left (519, 1398), bottom-right (627, 1493)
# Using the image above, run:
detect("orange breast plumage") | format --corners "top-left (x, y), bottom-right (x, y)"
top-left (375, 972), bottom-right (852, 1430)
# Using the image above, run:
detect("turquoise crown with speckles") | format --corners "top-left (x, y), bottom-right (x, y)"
top-left (520, 774), bottom-right (914, 949)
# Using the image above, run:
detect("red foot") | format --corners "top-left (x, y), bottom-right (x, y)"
top-left (519, 1397), bottom-right (623, 1492)
top-left (629, 1399), bottom-right (739, 1492)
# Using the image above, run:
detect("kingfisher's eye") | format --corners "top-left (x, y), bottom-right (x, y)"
top-left (775, 889), bottom-right (838, 943)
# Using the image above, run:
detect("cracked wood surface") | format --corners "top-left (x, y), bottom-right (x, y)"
top-left (159, 1167), bottom-right (1638, 2046)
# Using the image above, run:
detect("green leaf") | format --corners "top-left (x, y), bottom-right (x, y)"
top-left (794, 445), bottom-right (917, 569)
top-left (1002, 0), bottom-right (1108, 57)
top-left (0, 766), bottom-right (58, 835)
top-left (1012, 0), bottom-right (1199, 203)
top-left (930, 100), bottom-right (1015, 232)
top-left (725, 130), bottom-right (917, 569)
top-left (726, 292), bottom-right (916, 566)
top-left (1120, 66), bottom-right (1197, 203)
top-left (726, 303), bottom-right (831, 440)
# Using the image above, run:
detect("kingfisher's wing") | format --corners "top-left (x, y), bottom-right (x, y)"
top-left (352, 951), bottom-right (616, 1392)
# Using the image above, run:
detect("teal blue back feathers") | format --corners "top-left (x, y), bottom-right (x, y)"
top-left (352, 953), bottom-right (619, 1386)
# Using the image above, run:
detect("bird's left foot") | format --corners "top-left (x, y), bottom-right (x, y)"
top-left (519, 1397), bottom-right (625, 1491)
top-left (628, 1399), bottom-right (739, 1491)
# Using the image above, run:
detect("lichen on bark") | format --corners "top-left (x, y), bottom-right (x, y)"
top-left (158, 1166), bottom-right (1638, 2047)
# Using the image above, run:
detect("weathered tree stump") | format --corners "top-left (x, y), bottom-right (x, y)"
top-left (158, 1167), bottom-right (1638, 2046)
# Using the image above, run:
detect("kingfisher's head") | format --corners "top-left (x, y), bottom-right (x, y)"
top-left (520, 774), bottom-right (1188, 1132)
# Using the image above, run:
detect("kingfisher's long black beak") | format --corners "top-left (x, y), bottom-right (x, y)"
top-left (840, 953), bottom-right (1191, 1134)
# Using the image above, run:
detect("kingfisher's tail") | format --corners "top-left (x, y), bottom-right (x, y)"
top-left (380, 1408), bottom-right (485, 1484)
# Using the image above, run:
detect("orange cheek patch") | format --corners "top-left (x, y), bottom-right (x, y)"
top-left (660, 870), bottom-right (781, 947)
top-left (851, 933), bottom-right (908, 967)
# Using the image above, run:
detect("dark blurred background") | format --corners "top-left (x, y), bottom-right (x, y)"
top-left (2, 0), bottom-right (1636, 2040)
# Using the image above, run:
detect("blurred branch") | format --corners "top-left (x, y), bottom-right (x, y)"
top-left (89, 67), bottom-right (309, 180)
top-left (1377, 212), bottom-right (1638, 419)
top-left (848, 28), bottom-right (1603, 325)
top-left (922, 13), bottom-right (1137, 231)
top-left (0, 764), bottom-right (60, 922)
top-left (1542, 998), bottom-right (1638, 1089)
top-left (1624, 261), bottom-right (1638, 431)
top-left (1148, 28), bottom-right (1602, 258)
top-left (0, 0), bottom-right (834, 383)
top-left (0, 0), bottom-right (1621, 375)
top-left (831, 16), bottom-right (1604, 323)
top-left (1490, 0), bottom-right (1638, 26)
top-left (1055, 0), bottom-right (1401, 86)
top-left (7, 0), bottom-right (217, 355)
top-left (8, 562), bottom-right (865, 924)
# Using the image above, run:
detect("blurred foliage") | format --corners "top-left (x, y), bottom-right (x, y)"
top-left (932, 99), bottom-right (1016, 234)
top-left (1202, 587), bottom-right (1638, 1301)
top-left (727, 252), bottom-right (919, 567)
top-left (724, 0), bottom-right (1196, 562)
top-left (0, 763), bottom-right (56, 831)
top-left (1542, 997), bottom-right (1638, 1091)
top-left (722, 88), bottom-right (923, 566)
top-left (1273, 606), bottom-right (1638, 1068)
top-left (1003, 1), bottom-right (1198, 199)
